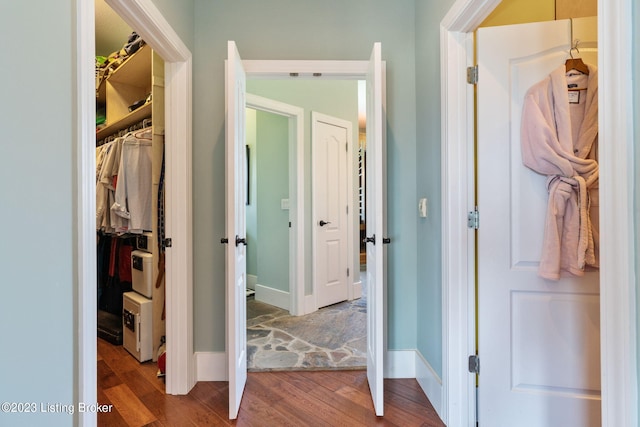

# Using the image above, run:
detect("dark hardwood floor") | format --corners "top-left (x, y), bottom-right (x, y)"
top-left (98, 338), bottom-right (445, 426)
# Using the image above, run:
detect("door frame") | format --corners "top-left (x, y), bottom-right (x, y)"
top-left (440, 1), bottom-right (637, 426)
top-left (311, 111), bottom-right (355, 309)
top-left (243, 61), bottom-right (382, 316)
top-left (245, 93), bottom-right (306, 315)
top-left (76, 0), bottom-right (194, 421)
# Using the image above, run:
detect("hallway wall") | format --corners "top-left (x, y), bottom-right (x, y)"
top-left (193, 0), bottom-right (419, 353)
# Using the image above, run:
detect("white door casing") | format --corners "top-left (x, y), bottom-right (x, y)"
top-left (225, 40), bottom-right (247, 420)
top-left (312, 112), bottom-right (351, 309)
top-left (246, 94), bottom-right (305, 316)
top-left (364, 42), bottom-right (386, 417)
top-left (477, 18), bottom-right (600, 426)
top-left (77, 3), bottom-right (194, 425)
top-left (226, 45), bottom-right (386, 418)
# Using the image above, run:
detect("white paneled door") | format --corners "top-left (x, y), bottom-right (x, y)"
top-left (476, 18), bottom-right (600, 426)
top-left (312, 112), bottom-right (350, 309)
top-left (225, 42), bottom-right (386, 419)
top-left (364, 42), bottom-right (386, 417)
top-left (225, 40), bottom-right (247, 420)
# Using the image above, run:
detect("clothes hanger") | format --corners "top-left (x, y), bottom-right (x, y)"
top-left (565, 40), bottom-right (589, 76)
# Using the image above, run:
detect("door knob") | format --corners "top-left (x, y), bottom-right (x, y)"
top-left (319, 220), bottom-right (331, 227)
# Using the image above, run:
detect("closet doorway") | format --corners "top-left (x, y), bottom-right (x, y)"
top-left (95, 0), bottom-right (168, 396)
top-left (79, 1), bottom-right (193, 417)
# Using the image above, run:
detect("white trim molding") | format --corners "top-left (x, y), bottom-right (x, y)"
top-left (440, 2), bottom-right (500, 425)
top-left (196, 352), bottom-right (227, 381)
top-left (440, 1), bottom-right (637, 426)
top-left (255, 285), bottom-right (290, 311)
top-left (598, 0), bottom-right (638, 425)
top-left (75, 0), bottom-right (97, 425)
top-left (106, 0), bottom-right (195, 396)
top-left (415, 351), bottom-right (444, 422)
top-left (75, 0), bottom-right (194, 411)
top-left (245, 93), bottom-right (305, 315)
top-left (384, 350), bottom-right (444, 422)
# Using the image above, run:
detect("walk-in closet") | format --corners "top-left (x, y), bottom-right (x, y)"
top-left (95, 0), bottom-right (167, 384)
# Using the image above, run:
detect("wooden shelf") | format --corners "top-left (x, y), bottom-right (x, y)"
top-left (96, 102), bottom-right (151, 140)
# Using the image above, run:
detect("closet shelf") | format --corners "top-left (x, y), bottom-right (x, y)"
top-left (96, 102), bottom-right (151, 140)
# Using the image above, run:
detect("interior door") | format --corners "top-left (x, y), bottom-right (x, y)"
top-left (312, 112), bottom-right (350, 309)
top-left (225, 40), bottom-right (247, 420)
top-left (476, 18), bottom-right (599, 426)
top-left (364, 42), bottom-right (385, 417)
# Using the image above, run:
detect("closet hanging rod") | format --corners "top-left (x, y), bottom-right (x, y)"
top-left (97, 117), bottom-right (152, 146)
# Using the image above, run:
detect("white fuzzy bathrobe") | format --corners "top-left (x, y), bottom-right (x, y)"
top-left (521, 64), bottom-right (599, 280)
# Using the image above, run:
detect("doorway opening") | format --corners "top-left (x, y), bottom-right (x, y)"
top-left (79, 2), bottom-right (194, 419)
top-left (243, 80), bottom-right (368, 371)
top-left (95, 0), bottom-right (168, 396)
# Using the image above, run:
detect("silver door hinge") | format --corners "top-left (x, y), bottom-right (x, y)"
top-left (467, 207), bottom-right (479, 229)
top-left (467, 65), bottom-right (478, 85)
top-left (346, 142), bottom-right (348, 152)
top-left (468, 354), bottom-right (480, 374)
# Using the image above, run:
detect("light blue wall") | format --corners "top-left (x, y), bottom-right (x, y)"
top-left (0, 3), bottom-right (75, 426)
top-left (193, 0), bottom-right (419, 352)
top-left (247, 79), bottom-right (360, 295)
top-left (255, 111), bottom-right (290, 292)
top-left (414, 0), bottom-right (456, 377)
top-left (0, 2), bottom-right (193, 426)
top-left (147, 0), bottom-right (195, 51)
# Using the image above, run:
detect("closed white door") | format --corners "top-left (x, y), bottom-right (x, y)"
top-left (477, 18), bottom-right (599, 426)
top-left (364, 42), bottom-right (385, 417)
top-left (225, 40), bottom-right (247, 420)
top-left (312, 112), bottom-right (350, 309)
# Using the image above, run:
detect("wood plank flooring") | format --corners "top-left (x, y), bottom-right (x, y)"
top-left (98, 338), bottom-right (445, 426)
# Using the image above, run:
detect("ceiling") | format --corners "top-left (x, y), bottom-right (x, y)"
top-left (95, 0), bottom-right (133, 56)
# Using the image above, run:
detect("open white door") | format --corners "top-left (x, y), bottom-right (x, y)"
top-left (364, 42), bottom-right (385, 417)
top-left (225, 40), bottom-right (247, 420)
top-left (477, 18), bottom-right (599, 426)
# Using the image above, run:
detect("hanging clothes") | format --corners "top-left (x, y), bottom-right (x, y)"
top-left (520, 63), bottom-right (599, 280)
top-left (111, 129), bottom-right (153, 234)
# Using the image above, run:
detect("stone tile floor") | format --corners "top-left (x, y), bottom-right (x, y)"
top-left (247, 295), bottom-right (367, 371)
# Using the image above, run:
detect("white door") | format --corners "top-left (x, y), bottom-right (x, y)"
top-left (477, 18), bottom-right (599, 426)
top-left (364, 42), bottom-right (386, 417)
top-left (225, 40), bottom-right (247, 420)
top-left (312, 112), bottom-right (351, 309)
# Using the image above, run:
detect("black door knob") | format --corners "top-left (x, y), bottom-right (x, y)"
top-left (319, 220), bottom-right (331, 227)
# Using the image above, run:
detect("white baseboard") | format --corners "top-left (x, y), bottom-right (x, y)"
top-left (255, 284), bottom-right (290, 311)
top-left (195, 351), bottom-right (227, 381)
top-left (352, 280), bottom-right (362, 299)
top-left (385, 349), bottom-right (416, 378)
top-left (415, 351), bottom-right (443, 421)
top-left (304, 294), bottom-right (316, 315)
top-left (384, 349), bottom-right (443, 420)
top-left (247, 274), bottom-right (257, 290)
